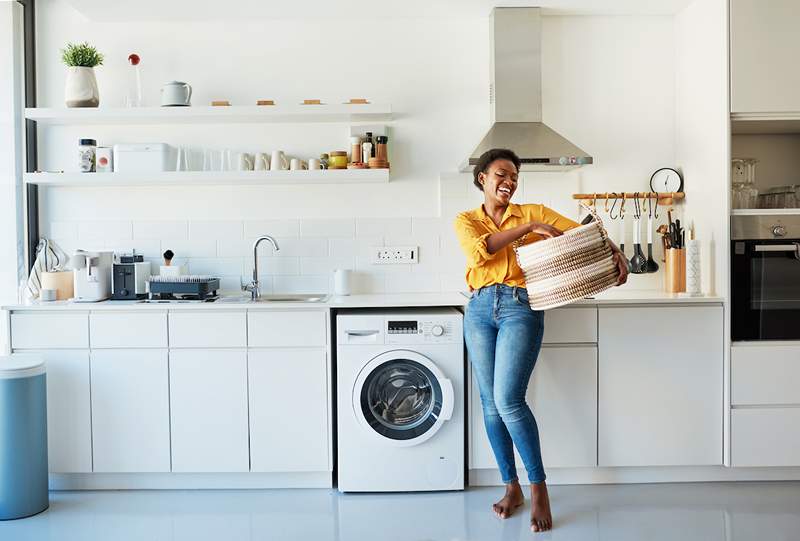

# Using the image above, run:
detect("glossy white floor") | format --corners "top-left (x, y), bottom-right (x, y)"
top-left (1, 482), bottom-right (797, 540)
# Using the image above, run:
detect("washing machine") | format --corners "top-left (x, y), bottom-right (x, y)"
top-left (336, 308), bottom-right (464, 492)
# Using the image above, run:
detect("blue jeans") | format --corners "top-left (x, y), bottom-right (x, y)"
top-left (465, 284), bottom-right (546, 484)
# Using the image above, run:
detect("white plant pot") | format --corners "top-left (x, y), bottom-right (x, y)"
top-left (64, 66), bottom-right (99, 108)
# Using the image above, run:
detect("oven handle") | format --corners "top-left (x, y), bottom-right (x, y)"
top-left (754, 243), bottom-right (800, 260)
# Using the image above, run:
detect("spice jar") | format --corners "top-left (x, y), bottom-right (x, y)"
top-left (78, 138), bottom-right (97, 173)
top-left (328, 151), bottom-right (348, 169)
top-left (319, 153), bottom-right (329, 169)
top-left (375, 135), bottom-right (388, 162)
top-left (350, 136), bottom-right (362, 164)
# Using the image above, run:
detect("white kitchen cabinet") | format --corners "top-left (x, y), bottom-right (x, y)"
top-left (598, 305), bottom-right (723, 467)
top-left (169, 349), bottom-right (249, 472)
top-left (22, 349), bottom-right (92, 473)
top-left (90, 312), bottom-right (167, 348)
top-left (248, 310), bottom-right (326, 348)
top-left (731, 0), bottom-right (800, 113)
top-left (732, 344), bottom-right (800, 405)
top-left (90, 349), bottom-right (171, 472)
top-left (470, 345), bottom-right (598, 470)
top-left (169, 311), bottom-right (247, 348)
top-left (249, 348), bottom-right (329, 472)
top-left (732, 408), bottom-right (800, 467)
top-left (542, 307), bottom-right (597, 344)
top-left (10, 312), bottom-right (88, 349)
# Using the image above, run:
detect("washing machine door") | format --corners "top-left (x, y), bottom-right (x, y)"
top-left (352, 350), bottom-right (454, 448)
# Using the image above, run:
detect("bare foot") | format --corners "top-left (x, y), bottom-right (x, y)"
top-left (530, 481), bottom-right (553, 532)
top-left (492, 480), bottom-right (524, 519)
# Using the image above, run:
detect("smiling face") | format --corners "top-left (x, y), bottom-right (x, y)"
top-left (478, 158), bottom-right (519, 206)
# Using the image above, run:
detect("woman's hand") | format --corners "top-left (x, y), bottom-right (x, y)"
top-left (528, 222), bottom-right (564, 238)
top-left (612, 248), bottom-right (629, 286)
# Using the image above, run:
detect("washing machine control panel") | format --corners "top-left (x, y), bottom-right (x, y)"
top-left (386, 319), bottom-right (455, 343)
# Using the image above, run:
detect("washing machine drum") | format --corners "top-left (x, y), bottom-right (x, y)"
top-left (353, 350), bottom-right (454, 447)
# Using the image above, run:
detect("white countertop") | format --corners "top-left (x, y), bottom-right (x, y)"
top-left (2, 288), bottom-right (723, 312)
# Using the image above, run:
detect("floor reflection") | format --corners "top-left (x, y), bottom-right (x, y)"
top-left (0, 482), bottom-right (798, 541)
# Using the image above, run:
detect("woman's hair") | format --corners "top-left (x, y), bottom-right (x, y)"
top-left (472, 148), bottom-right (521, 191)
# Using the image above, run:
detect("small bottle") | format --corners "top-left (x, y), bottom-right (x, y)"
top-left (350, 136), bottom-right (362, 164)
top-left (319, 153), bottom-right (329, 169)
top-left (78, 138), bottom-right (97, 172)
top-left (361, 132), bottom-right (373, 164)
top-left (375, 135), bottom-right (388, 162)
top-left (125, 53), bottom-right (143, 107)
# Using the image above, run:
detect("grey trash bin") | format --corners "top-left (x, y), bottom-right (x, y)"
top-left (0, 353), bottom-right (49, 520)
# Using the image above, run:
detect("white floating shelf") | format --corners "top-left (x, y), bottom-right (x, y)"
top-left (731, 112), bottom-right (800, 134)
top-left (731, 209), bottom-right (800, 216)
top-left (24, 169), bottom-right (390, 187)
top-left (24, 104), bottom-right (392, 125)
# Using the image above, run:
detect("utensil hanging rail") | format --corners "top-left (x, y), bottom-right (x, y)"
top-left (572, 192), bottom-right (685, 201)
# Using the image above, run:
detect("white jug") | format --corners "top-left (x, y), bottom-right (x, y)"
top-left (161, 81), bottom-right (192, 107)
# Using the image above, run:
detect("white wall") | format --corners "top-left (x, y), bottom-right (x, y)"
top-left (36, 0), bottom-right (678, 293)
top-left (0, 1), bottom-right (26, 353)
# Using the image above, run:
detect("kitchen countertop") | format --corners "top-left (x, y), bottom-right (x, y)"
top-left (2, 288), bottom-right (723, 312)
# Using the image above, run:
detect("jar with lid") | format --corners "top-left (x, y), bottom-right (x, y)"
top-left (319, 153), bottom-right (329, 169)
top-left (375, 135), bottom-right (388, 162)
top-left (328, 151), bottom-right (348, 169)
top-left (78, 138), bottom-right (97, 173)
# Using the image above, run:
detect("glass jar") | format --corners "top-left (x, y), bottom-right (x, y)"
top-left (78, 138), bottom-right (97, 173)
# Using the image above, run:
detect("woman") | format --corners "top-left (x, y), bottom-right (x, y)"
top-left (455, 148), bottom-right (628, 532)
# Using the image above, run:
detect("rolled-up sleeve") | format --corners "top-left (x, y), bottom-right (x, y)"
top-left (454, 212), bottom-right (497, 268)
top-left (540, 206), bottom-right (581, 232)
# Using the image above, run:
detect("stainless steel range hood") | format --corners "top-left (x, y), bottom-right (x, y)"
top-left (464, 7), bottom-right (592, 172)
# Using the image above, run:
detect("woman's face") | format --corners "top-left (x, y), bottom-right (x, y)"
top-left (479, 159), bottom-right (519, 206)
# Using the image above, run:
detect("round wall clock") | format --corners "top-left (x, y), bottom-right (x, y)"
top-left (649, 167), bottom-right (683, 193)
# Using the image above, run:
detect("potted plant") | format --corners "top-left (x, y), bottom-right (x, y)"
top-left (61, 42), bottom-right (103, 107)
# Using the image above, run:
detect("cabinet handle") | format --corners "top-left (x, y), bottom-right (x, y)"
top-left (345, 330), bottom-right (380, 336)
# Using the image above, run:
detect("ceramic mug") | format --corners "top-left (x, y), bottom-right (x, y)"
top-left (254, 152), bottom-right (270, 171)
top-left (160, 81), bottom-right (192, 106)
top-left (235, 152), bottom-right (253, 171)
top-left (270, 150), bottom-right (289, 171)
top-left (308, 158), bottom-right (322, 170)
top-left (289, 158), bottom-right (307, 171)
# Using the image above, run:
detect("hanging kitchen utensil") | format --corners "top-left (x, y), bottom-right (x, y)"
top-left (645, 193), bottom-right (659, 273)
top-left (629, 193), bottom-right (648, 274)
top-left (618, 194), bottom-right (626, 257)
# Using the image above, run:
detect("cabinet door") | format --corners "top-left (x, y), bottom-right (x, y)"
top-left (21, 349), bottom-right (92, 473)
top-left (470, 346), bottom-right (597, 470)
top-left (169, 349), bottom-right (249, 472)
top-left (91, 349), bottom-right (171, 472)
top-left (598, 306), bottom-right (723, 467)
top-left (249, 348), bottom-right (329, 472)
top-left (731, 0), bottom-right (800, 113)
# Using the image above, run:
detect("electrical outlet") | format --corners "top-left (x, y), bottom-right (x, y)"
top-left (371, 246), bottom-right (418, 265)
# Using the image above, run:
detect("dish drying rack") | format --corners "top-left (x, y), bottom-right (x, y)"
top-left (147, 275), bottom-right (221, 301)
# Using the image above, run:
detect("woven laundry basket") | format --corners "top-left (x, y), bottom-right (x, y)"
top-left (515, 207), bottom-right (619, 310)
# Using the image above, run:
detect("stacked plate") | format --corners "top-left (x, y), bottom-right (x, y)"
top-left (516, 214), bottom-right (619, 310)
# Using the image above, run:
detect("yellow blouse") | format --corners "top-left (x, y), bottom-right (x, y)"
top-left (454, 203), bottom-right (580, 291)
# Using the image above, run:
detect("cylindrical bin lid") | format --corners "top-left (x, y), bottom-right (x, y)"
top-left (0, 354), bottom-right (45, 379)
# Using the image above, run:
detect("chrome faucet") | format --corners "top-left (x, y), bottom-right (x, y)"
top-left (243, 235), bottom-right (280, 300)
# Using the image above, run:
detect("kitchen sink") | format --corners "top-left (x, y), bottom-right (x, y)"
top-left (216, 294), bottom-right (329, 304)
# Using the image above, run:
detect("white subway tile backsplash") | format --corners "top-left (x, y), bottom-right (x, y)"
top-left (186, 258), bottom-right (244, 276)
top-left (271, 237), bottom-right (328, 257)
top-left (440, 172), bottom-right (472, 200)
top-left (247, 257), bottom-right (300, 276)
top-left (273, 275), bottom-right (331, 294)
top-left (103, 240), bottom-right (161, 258)
top-left (133, 221), bottom-right (188, 240)
top-left (189, 221), bottom-right (244, 240)
top-left (49, 221), bottom-right (78, 239)
top-left (78, 221), bottom-right (133, 241)
top-left (217, 238), bottom-right (260, 257)
top-left (440, 272), bottom-right (467, 292)
top-left (384, 273), bottom-right (440, 293)
top-left (384, 236), bottom-right (440, 262)
top-left (299, 256), bottom-right (355, 275)
top-left (355, 218), bottom-right (411, 237)
top-left (411, 217), bottom-right (451, 237)
top-left (244, 219), bottom-right (300, 238)
top-left (347, 272), bottom-right (385, 294)
top-left (159, 239), bottom-right (217, 258)
top-left (300, 219), bottom-right (355, 238)
top-left (219, 276), bottom-right (251, 293)
top-left (329, 237), bottom-right (383, 258)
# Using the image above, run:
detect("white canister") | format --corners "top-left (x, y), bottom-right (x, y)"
top-left (334, 269), bottom-right (352, 296)
top-left (96, 146), bottom-right (113, 172)
top-left (685, 239), bottom-right (702, 296)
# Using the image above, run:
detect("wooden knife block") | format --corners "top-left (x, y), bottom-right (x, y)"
top-left (664, 248), bottom-right (686, 293)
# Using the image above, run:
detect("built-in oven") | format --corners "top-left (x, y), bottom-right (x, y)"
top-left (731, 215), bottom-right (800, 341)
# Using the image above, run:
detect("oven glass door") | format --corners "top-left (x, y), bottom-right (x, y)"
top-left (732, 239), bottom-right (800, 340)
